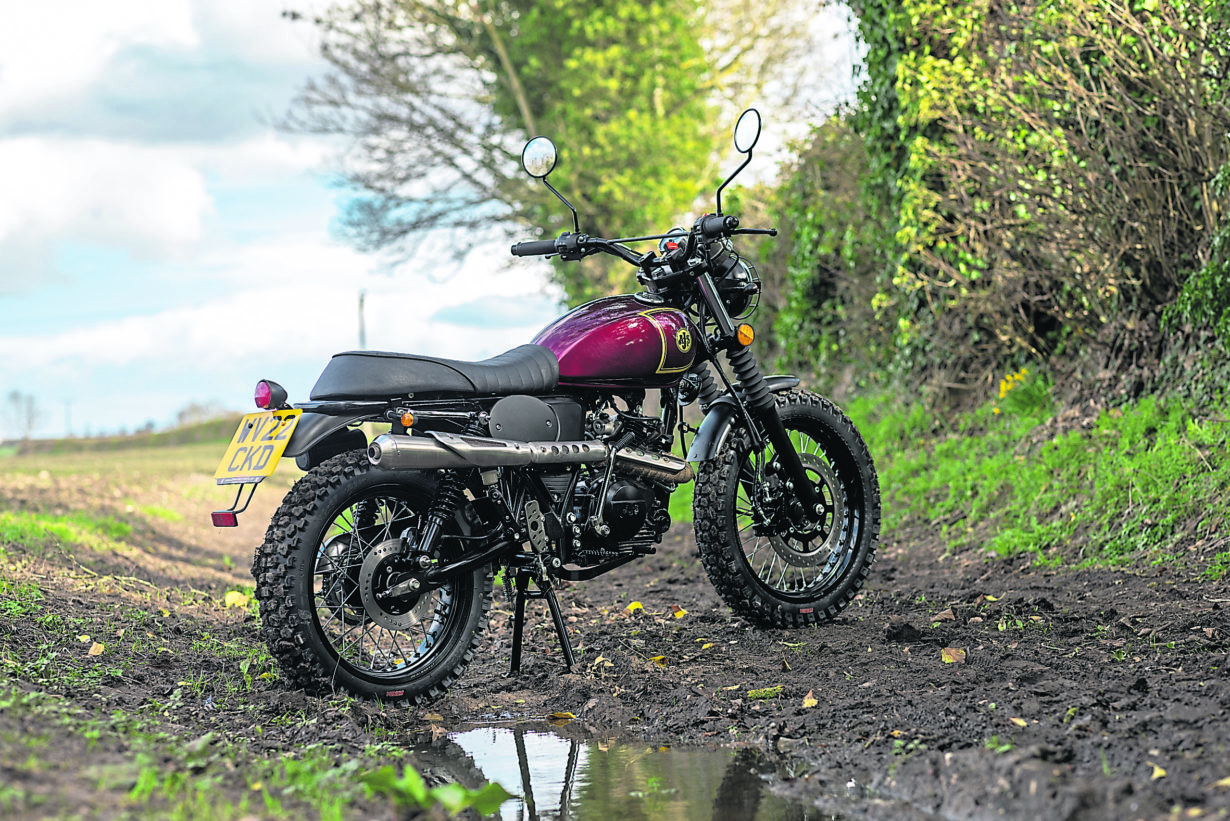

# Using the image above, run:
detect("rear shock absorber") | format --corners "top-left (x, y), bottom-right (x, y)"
top-left (413, 470), bottom-right (466, 557)
top-left (412, 419), bottom-right (484, 557)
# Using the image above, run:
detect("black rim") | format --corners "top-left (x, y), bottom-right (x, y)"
top-left (732, 422), bottom-right (861, 602)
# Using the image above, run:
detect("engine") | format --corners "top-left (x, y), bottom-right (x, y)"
top-left (537, 400), bottom-right (679, 566)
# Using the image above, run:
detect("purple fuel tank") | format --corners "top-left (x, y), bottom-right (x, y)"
top-left (533, 296), bottom-right (698, 388)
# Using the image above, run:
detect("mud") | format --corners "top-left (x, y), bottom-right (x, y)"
top-left (2, 465), bottom-right (1229, 819)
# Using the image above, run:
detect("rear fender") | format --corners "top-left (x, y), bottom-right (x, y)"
top-left (286, 412), bottom-right (370, 471)
top-left (685, 376), bottom-right (800, 463)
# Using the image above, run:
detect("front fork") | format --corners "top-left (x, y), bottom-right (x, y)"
top-left (726, 346), bottom-right (824, 520)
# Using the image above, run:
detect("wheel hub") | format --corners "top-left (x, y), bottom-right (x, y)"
top-left (768, 453), bottom-right (845, 568)
top-left (359, 540), bottom-right (434, 631)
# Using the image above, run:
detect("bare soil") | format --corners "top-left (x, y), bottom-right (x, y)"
top-left (3, 463), bottom-right (1229, 820)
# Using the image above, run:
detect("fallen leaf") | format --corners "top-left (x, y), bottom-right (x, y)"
top-left (547, 711), bottom-right (576, 724)
top-left (984, 595), bottom-right (1000, 602)
top-left (88, 642), bottom-right (105, 656)
top-left (889, 729), bottom-right (905, 738)
top-left (671, 605), bottom-right (687, 619)
top-left (1210, 775), bottom-right (1230, 789)
top-left (425, 712), bottom-right (444, 722)
top-left (701, 643), bottom-right (713, 650)
top-left (626, 601), bottom-right (643, 614)
top-left (649, 655), bottom-right (667, 667)
top-left (77, 634), bottom-right (91, 643)
top-left (802, 690), bottom-right (818, 708)
top-left (941, 647), bottom-right (967, 664)
top-left (224, 590), bottom-right (251, 609)
top-left (1148, 761), bottom-right (1167, 780)
top-left (934, 608), bottom-right (956, 621)
top-left (1009, 717), bottom-right (1028, 728)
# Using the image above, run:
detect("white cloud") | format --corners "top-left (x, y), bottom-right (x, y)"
top-left (0, 137), bottom-right (213, 282)
top-left (191, 0), bottom-right (329, 67)
top-left (0, 1), bottom-right (198, 114)
top-left (188, 132), bottom-right (334, 184)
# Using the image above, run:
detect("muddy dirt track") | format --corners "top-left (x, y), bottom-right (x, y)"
top-left (2, 463), bottom-right (1230, 820)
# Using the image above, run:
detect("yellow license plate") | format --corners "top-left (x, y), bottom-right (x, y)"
top-left (214, 409), bottom-right (302, 485)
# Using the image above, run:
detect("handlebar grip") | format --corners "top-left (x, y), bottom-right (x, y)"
top-left (511, 239), bottom-right (559, 256)
top-left (698, 214), bottom-right (739, 238)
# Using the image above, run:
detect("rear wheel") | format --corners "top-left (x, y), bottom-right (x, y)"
top-left (253, 450), bottom-right (492, 703)
top-left (693, 390), bottom-right (880, 627)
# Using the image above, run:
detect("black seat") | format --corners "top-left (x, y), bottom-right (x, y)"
top-left (309, 344), bottom-right (560, 400)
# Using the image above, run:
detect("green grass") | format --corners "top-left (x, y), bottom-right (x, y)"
top-left (845, 385), bottom-right (1230, 574)
top-left (0, 578), bottom-right (44, 619)
top-left (135, 504), bottom-right (185, 523)
top-left (0, 687), bottom-right (439, 821)
top-left (0, 510), bottom-right (133, 554)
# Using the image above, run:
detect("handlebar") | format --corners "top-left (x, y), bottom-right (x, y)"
top-left (697, 214), bottom-right (739, 238)
top-left (510, 239), bottom-right (558, 257)
top-left (511, 217), bottom-right (776, 265)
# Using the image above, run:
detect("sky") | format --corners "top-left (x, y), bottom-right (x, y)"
top-left (0, 1), bottom-right (858, 440)
top-left (0, 0), bottom-right (564, 439)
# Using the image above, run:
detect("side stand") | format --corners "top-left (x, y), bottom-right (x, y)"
top-left (508, 569), bottom-right (576, 675)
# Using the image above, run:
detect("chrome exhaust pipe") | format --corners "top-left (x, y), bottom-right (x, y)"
top-left (369, 431), bottom-right (610, 471)
top-left (369, 431), bottom-right (694, 484)
top-left (616, 448), bottom-right (695, 485)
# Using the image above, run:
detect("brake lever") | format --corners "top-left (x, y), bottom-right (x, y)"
top-left (730, 227), bottom-right (778, 237)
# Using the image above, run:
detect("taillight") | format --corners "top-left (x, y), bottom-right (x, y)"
top-left (254, 380), bottom-right (288, 409)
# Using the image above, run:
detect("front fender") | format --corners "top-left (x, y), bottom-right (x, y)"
top-left (286, 412), bottom-right (370, 470)
top-left (685, 376), bottom-right (800, 463)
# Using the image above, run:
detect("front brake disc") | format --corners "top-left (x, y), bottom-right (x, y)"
top-left (769, 453), bottom-right (845, 568)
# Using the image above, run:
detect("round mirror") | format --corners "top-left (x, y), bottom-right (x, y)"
top-left (521, 136), bottom-right (558, 179)
top-left (733, 108), bottom-right (762, 154)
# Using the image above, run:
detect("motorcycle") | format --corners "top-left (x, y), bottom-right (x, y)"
top-left (212, 109), bottom-right (881, 704)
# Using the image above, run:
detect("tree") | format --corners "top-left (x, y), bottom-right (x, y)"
top-left (287, 0), bottom-right (820, 303)
top-left (5, 390), bottom-right (39, 440)
top-left (837, 0), bottom-right (1230, 392)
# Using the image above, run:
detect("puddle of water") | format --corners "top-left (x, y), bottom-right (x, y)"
top-left (413, 723), bottom-right (837, 821)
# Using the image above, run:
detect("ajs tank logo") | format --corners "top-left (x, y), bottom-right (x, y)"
top-left (675, 328), bottom-right (693, 354)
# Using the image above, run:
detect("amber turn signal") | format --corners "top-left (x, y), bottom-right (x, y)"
top-left (736, 323), bottom-right (755, 346)
top-left (400, 411), bottom-right (415, 428)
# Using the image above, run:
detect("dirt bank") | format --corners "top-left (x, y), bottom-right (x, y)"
top-left (2, 464), bottom-right (1228, 819)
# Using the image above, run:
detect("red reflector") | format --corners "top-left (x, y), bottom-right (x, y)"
top-left (211, 511), bottom-right (238, 527)
top-left (254, 381), bottom-right (272, 409)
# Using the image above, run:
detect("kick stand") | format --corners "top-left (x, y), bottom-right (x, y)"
top-left (508, 569), bottom-right (576, 675)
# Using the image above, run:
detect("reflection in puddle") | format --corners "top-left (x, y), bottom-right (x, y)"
top-left (414, 724), bottom-right (831, 820)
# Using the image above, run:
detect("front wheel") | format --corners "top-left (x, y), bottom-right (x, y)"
top-left (694, 390), bottom-right (880, 627)
top-left (252, 450), bottom-right (492, 703)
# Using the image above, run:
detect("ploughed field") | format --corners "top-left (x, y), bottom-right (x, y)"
top-left (1, 442), bottom-right (1228, 820)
